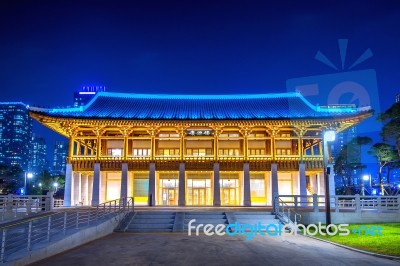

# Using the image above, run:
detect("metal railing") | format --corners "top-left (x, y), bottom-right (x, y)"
top-left (0, 197), bottom-right (133, 263)
top-left (274, 194), bottom-right (400, 213)
top-left (274, 197), bottom-right (301, 225)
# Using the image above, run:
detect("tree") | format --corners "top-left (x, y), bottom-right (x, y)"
top-left (379, 102), bottom-right (400, 155)
top-left (30, 171), bottom-right (65, 195)
top-left (333, 136), bottom-right (372, 195)
top-left (1, 165), bottom-right (24, 194)
top-left (368, 143), bottom-right (399, 195)
top-left (334, 143), bottom-right (363, 194)
top-left (350, 136), bottom-right (372, 183)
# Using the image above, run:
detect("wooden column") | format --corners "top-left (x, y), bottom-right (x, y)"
top-left (69, 137), bottom-right (75, 159)
top-left (147, 127), bottom-right (159, 161)
top-left (213, 127), bottom-right (222, 160)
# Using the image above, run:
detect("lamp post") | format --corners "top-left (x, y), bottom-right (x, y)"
top-left (24, 172), bottom-right (33, 195)
top-left (323, 130), bottom-right (335, 227)
top-left (53, 182), bottom-right (59, 193)
top-left (362, 174), bottom-right (371, 195)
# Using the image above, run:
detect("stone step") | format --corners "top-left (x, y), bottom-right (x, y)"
top-left (233, 212), bottom-right (273, 215)
top-left (126, 228), bottom-right (173, 232)
top-left (135, 211), bottom-right (176, 215)
top-left (134, 214), bottom-right (175, 219)
top-left (185, 215), bottom-right (226, 220)
top-left (184, 220), bottom-right (228, 225)
top-left (184, 212), bottom-right (225, 215)
top-left (184, 224), bottom-right (227, 230)
top-left (233, 220), bottom-right (278, 225)
top-left (234, 213), bottom-right (275, 217)
top-left (132, 218), bottom-right (175, 224)
top-left (129, 223), bottom-right (174, 229)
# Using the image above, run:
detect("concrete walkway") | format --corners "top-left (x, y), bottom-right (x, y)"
top-left (31, 232), bottom-right (400, 266)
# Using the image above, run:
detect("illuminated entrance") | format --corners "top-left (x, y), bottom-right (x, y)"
top-left (250, 172), bottom-right (268, 205)
top-left (220, 173), bottom-right (240, 205)
top-left (133, 172), bottom-right (149, 205)
top-left (158, 173), bottom-right (179, 206)
top-left (187, 172), bottom-right (212, 206)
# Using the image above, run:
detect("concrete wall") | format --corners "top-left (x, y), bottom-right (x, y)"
top-left (12, 212), bottom-right (125, 266)
top-left (299, 211), bottom-right (400, 225)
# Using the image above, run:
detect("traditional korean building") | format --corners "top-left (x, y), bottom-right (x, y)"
top-left (29, 91), bottom-right (372, 207)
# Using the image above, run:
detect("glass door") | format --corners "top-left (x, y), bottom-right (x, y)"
top-left (158, 178), bottom-right (178, 206)
top-left (187, 172), bottom-right (213, 206)
top-left (220, 177), bottom-right (239, 205)
top-left (191, 188), bottom-right (206, 205)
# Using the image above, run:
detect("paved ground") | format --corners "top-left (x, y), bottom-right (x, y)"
top-left (31, 232), bottom-right (400, 266)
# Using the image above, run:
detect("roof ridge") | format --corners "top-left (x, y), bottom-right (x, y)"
top-left (94, 91), bottom-right (301, 100)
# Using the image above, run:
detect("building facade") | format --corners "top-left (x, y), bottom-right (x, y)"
top-left (30, 92), bottom-right (372, 207)
top-left (73, 86), bottom-right (106, 107)
top-left (0, 102), bottom-right (32, 171)
top-left (53, 141), bottom-right (68, 175)
top-left (29, 135), bottom-right (48, 174)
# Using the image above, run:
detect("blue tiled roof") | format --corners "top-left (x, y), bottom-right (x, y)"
top-left (31, 92), bottom-right (369, 120)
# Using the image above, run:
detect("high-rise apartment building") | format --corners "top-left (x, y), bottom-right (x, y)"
top-left (53, 141), bottom-right (68, 175)
top-left (30, 135), bottom-right (48, 174)
top-left (0, 102), bottom-right (32, 170)
top-left (73, 86), bottom-right (106, 107)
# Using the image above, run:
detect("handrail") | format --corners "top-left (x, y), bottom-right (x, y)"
top-left (0, 197), bottom-right (134, 263)
top-left (275, 197), bottom-right (301, 225)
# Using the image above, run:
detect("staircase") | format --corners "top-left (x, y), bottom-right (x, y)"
top-left (232, 211), bottom-right (280, 231)
top-left (125, 211), bottom-right (176, 232)
top-left (118, 211), bottom-right (279, 233)
top-left (183, 212), bottom-right (228, 232)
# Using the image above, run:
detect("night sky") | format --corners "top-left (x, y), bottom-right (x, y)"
top-left (1, 0), bottom-right (400, 164)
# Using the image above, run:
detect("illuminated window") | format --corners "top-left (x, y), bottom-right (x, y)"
top-left (133, 149), bottom-right (151, 156)
top-left (159, 133), bottom-right (179, 138)
top-left (220, 133), bottom-right (240, 138)
top-left (158, 149), bottom-right (180, 156)
top-left (218, 149), bottom-right (240, 156)
top-left (108, 148), bottom-right (123, 157)
top-left (186, 148), bottom-right (212, 156)
top-left (134, 179), bottom-right (149, 197)
top-left (249, 149), bottom-right (266, 155)
top-left (276, 148), bottom-right (291, 155)
top-left (250, 179), bottom-right (265, 197)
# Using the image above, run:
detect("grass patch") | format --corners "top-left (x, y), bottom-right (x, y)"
top-left (310, 223), bottom-right (400, 256)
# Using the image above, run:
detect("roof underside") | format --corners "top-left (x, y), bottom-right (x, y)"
top-left (32, 92), bottom-right (370, 120)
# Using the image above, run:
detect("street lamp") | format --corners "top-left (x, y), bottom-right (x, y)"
top-left (363, 174), bottom-right (371, 188)
top-left (24, 172), bottom-right (33, 195)
top-left (53, 182), bottom-right (59, 193)
top-left (323, 130), bottom-right (335, 228)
